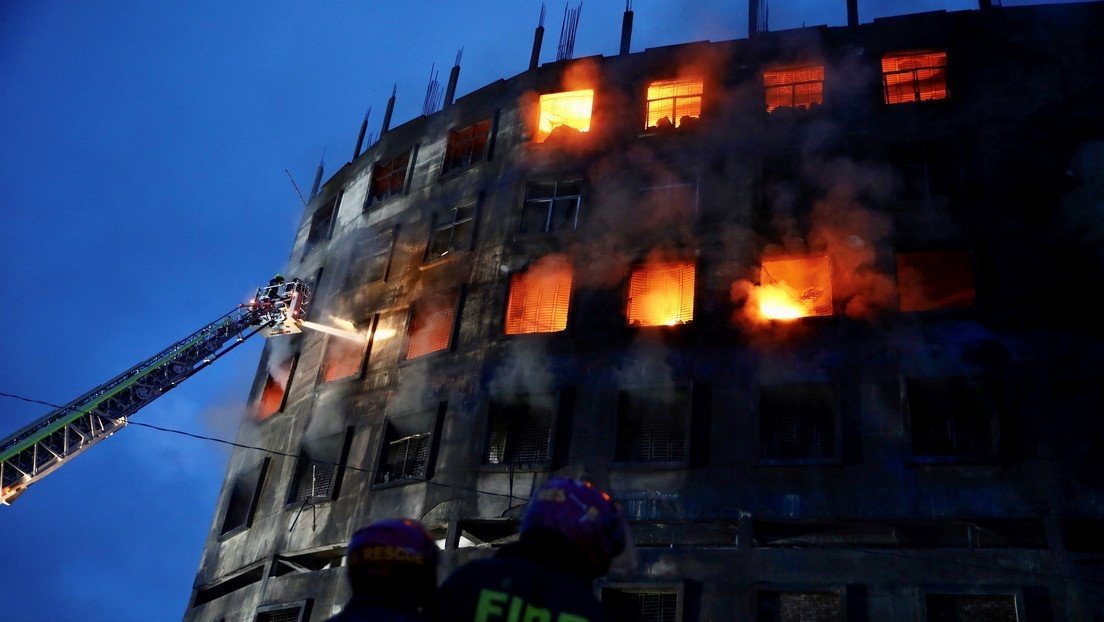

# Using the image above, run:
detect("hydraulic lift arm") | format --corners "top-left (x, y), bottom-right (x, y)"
top-left (0, 278), bottom-right (310, 505)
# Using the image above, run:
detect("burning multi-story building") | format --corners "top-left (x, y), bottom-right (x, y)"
top-left (186, 1), bottom-right (1104, 620)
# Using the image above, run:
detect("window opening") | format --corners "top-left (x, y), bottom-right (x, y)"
top-left (896, 250), bottom-right (975, 312)
top-left (756, 590), bottom-right (842, 622)
top-left (348, 228), bottom-right (395, 287)
top-left (426, 202), bottom-right (476, 261)
top-left (483, 393), bottom-right (557, 466)
top-left (763, 64), bottom-right (825, 112)
top-left (379, 433), bottom-right (431, 482)
top-left (406, 292), bottom-right (458, 359)
top-left (254, 601), bottom-right (312, 622)
top-left (370, 151), bottom-right (411, 203)
top-left (924, 593), bottom-right (1018, 622)
top-left (907, 377), bottom-right (998, 459)
top-left (287, 431), bottom-right (348, 504)
top-left (255, 353), bottom-right (292, 422)
top-left (627, 261), bottom-right (696, 327)
top-left (882, 50), bottom-right (948, 104)
top-left (603, 588), bottom-right (680, 622)
top-left (505, 257), bottom-right (573, 334)
top-left (305, 195), bottom-right (339, 255)
top-left (220, 459), bottom-right (268, 536)
top-left (645, 77), bottom-right (703, 131)
top-left (756, 255), bottom-right (833, 320)
top-left (520, 180), bottom-right (582, 234)
top-left (319, 329), bottom-right (369, 383)
top-left (759, 383), bottom-right (837, 461)
top-left (537, 89), bottom-right (593, 143)
top-left (615, 387), bottom-right (690, 463)
top-left (443, 119), bottom-right (491, 174)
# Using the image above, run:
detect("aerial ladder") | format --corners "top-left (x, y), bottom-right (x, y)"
top-left (0, 278), bottom-right (311, 505)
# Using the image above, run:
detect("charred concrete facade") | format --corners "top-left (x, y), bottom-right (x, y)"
top-left (187, 3), bottom-right (1104, 621)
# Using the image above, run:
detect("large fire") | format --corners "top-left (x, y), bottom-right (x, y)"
top-left (537, 89), bottom-right (594, 142)
top-left (751, 255), bottom-right (834, 322)
top-left (505, 255), bottom-right (573, 334)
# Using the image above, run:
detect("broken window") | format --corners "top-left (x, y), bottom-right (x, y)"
top-left (924, 593), bottom-right (1019, 622)
top-left (537, 89), bottom-right (593, 143)
top-left (483, 393), bottom-right (558, 467)
top-left (319, 327), bottom-right (369, 383)
top-left (219, 458), bottom-right (268, 537)
top-left (602, 586), bottom-right (681, 622)
top-left (615, 386), bottom-right (691, 463)
top-left (370, 151), bottom-right (411, 203)
top-left (520, 180), bottom-right (582, 234)
top-left (759, 383), bottom-right (838, 462)
top-left (504, 258), bottom-right (573, 334)
top-left (443, 118), bottom-right (492, 174)
top-left (305, 194), bottom-right (339, 255)
top-left (405, 291), bottom-right (459, 359)
top-left (763, 64), bottom-right (825, 112)
top-left (287, 429), bottom-right (351, 505)
top-left (757, 255), bottom-right (834, 320)
top-left (895, 250), bottom-right (975, 312)
top-left (882, 50), bottom-right (948, 104)
top-left (347, 227), bottom-right (395, 287)
top-left (906, 377), bottom-right (999, 460)
top-left (645, 77), bottom-right (703, 131)
top-left (756, 590), bottom-right (842, 622)
top-left (627, 261), bottom-right (696, 327)
top-left (375, 406), bottom-right (442, 485)
top-left (426, 201), bottom-right (477, 261)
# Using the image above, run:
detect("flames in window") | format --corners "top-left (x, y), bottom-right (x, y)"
top-left (763, 64), bottom-right (824, 112)
top-left (320, 328), bottom-right (369, 383)
top-left (645, 77), bottom-right (703, 130)
top-left (537, 89), bottom-right (594, 143)
top-left (255, 355), bottom-right (294, 421)
top-left (505, 255), bottom-right (573, 334)
top-left (627, 261), bottom-right (695, 327)
top-left (882, 50), bottom-right (948, 104)
top-left (753, 255), bottom-right (834, 321)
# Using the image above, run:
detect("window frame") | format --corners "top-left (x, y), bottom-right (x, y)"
top-left (304, 193), bottom-right (340, 255)
top-left (519, 179), bottom-right (583, 235)
top-left (904, 375), bottom-right (1002, 463)
top-left (756, 382), bottom-right (841, 465)
top-left (614, 384), bottom-right (694, 467)
top-left (254, 600), bottom-right (313, 622)
top-left (918, 588), bottom-right (1024, 622)
top-left (503, 259), bottom-right (574, 335)
top-left (219, 458), bottom-right (269, 539)
top-left (644, 77), bottom-right (704, 132)
top-left (601, 582), bottom-right (685, 622)
top-left (626, 260), bottom-right (697, 327)
top-left (285, 428), bottom-right (352, 506)
top-left (882, 49), bottom-right (949, 105)
top-left (317, 318), bottom-right (373, 384)
top-left (368, 149), bottom-right (413, 205)
top-left (373, 404), bottom-right (445, 488)
top-left (425, 199), bottom-right (479, 262)
top-left (403, 289), bottom-right (462, 360)
top-left (753, 586), bottom-right (846, 622)
top-left (763, 63), bottom-right (825, 112)
top-left (481, 391), bottom-right (568, 470)
top-left (346, 226), bottom-right (396, 289)
top-left (536, 89), bottom-right (594, 143)
top-left (442, 117), bottom-right (493, 176)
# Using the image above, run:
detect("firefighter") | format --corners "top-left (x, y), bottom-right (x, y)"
top-left (435, 477), bottom-right (631, 622)
top-left (265, 273), bottom-right (285, 301)
top-left (325, 518), bottom-right (440, 622)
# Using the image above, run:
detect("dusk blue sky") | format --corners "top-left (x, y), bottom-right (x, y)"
top-left (0, 1), bottom-right (1079, 620)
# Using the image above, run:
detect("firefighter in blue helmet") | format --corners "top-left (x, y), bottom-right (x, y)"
top-left (435, 477), bottom-right (631, 622)
top-left (325, 518), bottom-right (440, 621)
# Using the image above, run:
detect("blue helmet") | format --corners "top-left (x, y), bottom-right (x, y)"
top-left (520, 477), bottom-right (627, 576)
top-left (346, 518), bottom-right (439, 597)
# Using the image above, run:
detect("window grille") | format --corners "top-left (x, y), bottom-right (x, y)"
top-left (896, 250), bottom-right (975, 312)
top-left (483, 395), bottom-right (555, 466)
top-left (406, 293), bottom-right (457, 359)
top-left (254, 603), bottom-right (310, 622)
top-left (763, 64), bottom-right (825, 112)
top-left (349, 228), bottom-right (395, 286)
top-left (320, 332), bottom-right (368, 383)
top-left (537, 89), bottom-right (593, 142)
top-left (370, 152), bottom-right (410, 202)
top-left (603, 588), bottom-right (680, 622)
top-left (379, 433), bottom-right (431, 482)
top-left (288, 431), bottom-right (347, 504)
top-left (907, 377), bottom-right (997, 458)
top-left (426, 203), bottom-right (476, 261)
top-left (615, 388), bottom-right (690, 463)
top-left (627, 261), bottom-right (695, 327)
top-left (645, 78), bottom-right (703, 130)
top-left (925, 593), bottom-right (1018, 622)
top-left (443, 119), bottom-right (491, 173)
top-left (505, 263), bottom-right (573, 334)
top-left (520, 181), bottom-right (581, 234)
top-left (882, 50), bottom-right (948, 104)
top-left (757, 590), bottom-right (842, 622)
top-left (759, 384), bottom-right (837, 461)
